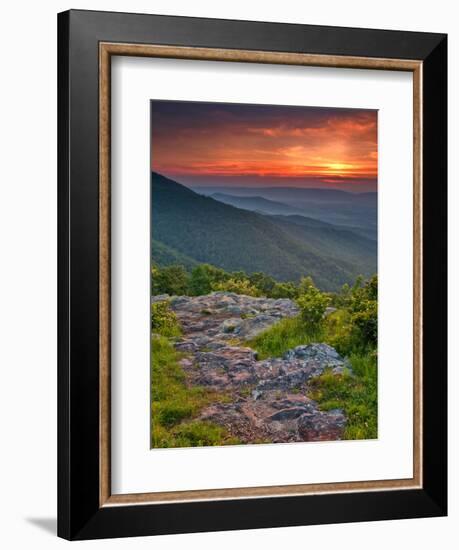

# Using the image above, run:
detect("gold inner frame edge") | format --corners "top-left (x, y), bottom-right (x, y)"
top-left (99, 42), bottom-right (423, 507)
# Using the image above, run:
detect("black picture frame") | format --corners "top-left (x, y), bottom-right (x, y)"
top-left (58, 9), bottom-right (447, 540)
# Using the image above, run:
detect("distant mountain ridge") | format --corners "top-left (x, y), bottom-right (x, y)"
top-left (194, 186), bottom-right (377, 202)
top-left (210, 192), bottom-right (307, 216)
top-left (194, 185), bottom-right (377, 239)
top-left (151, 172), bottom-right (377, 291)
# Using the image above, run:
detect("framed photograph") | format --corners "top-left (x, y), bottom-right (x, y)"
top-left (58, 10), bottom-right (447, 540)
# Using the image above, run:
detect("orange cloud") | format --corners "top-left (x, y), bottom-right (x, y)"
top-left (151, 103), bottom-right (377, 184)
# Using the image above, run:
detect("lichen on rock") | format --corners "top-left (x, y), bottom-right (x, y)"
top-left (156, 292), bottom-right (349, 444)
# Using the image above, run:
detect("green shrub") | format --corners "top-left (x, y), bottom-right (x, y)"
top-left (151, 301), bottom-right (181, 337)
top-left (348, 274), bottom-right (378, 349)
top-left (269, 281), bottom-right (298, 299)
top-left (151, 264), bottom-right (189, 296)
top-left (351, 301), bottom-right (377, 348)
top-left (325, 309), bottom-right (359, 357)
top-left (248, 272), bottom-right (276, 295)
top-left (211, 277), bottom-right (261, 297)
top-left (296, 277), bottom-right (331, 328)
top-left (189, 264), bottom-right (229, 295)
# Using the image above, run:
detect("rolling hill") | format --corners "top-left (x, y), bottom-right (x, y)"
top-left (151, 173), bottom-right (377, 291)
top-left (210, 192), bottom-right (306, 216)
top-left (195, 185), bottom-right (377, 239)
top-left (266, 215), bottom-right (376, 275)
top-left (196, 185), bottom-right (377, 205)
top-left (151, 239), bottom-right (198, 270)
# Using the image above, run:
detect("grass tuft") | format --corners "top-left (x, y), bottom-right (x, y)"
top-left (308, 352), bottom-right (377, 440)
top-left (151, 335), bottom-right (239, 448)
top-left (247, 316), bottom-right (321, 359)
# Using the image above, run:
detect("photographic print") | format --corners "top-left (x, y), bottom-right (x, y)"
top-left (150, 100), bottom-right (378, 449)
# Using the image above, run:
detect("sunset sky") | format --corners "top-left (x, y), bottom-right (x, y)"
top-left (150, 101), bottom-right (378, 192)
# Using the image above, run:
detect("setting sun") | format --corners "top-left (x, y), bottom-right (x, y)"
top-left (151, 102), bottom-right (378, 192)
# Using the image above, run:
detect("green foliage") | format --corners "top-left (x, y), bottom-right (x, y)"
top-left (330, 282), bottom-right (351, 307)
top-left (151, 264), bottom-right (189, 296)
top-left (173, 421), bottom-right (239, 447)
top-left (308, 351), bottom-right (377, 440)
top-left (348, 274), bottom-right (378, 349)
top-left (269, 281), bottom-right (299, 299)
top-left (152, 420), bottom-right (240, 448)
top-left (323, 309), bottom-right (356, 356)
top-left (151, 261), bottom-right (305, 299)
top-left (248, 272), bottom-right (275, 293)
top-left (151, 335), bottom-right (238, 448)
top-left (296, 277), bottom-right (331, 328)
top-left (351, 301), bottom-right (377, 348)
top-left (151, 301), bottom-right (182, 337)
top-left (212, 277), bottom-right (261, 297)
top-left (189, 264), bottom-right (228, 296)
top-left (157, 401), bottom-right (195, 427)
top-left (352, 274), bottom-right (365, 293)
top-left (149, 259), bottom-right (378, 322)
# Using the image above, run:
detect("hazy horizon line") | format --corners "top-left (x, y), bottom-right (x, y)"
top-left (152, 170), bottom-right (377, 194)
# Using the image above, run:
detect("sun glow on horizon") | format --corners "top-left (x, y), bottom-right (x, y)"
top-left (151, 101), bottom-right (377, 190)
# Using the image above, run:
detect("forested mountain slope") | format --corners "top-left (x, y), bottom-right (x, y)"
top-left (151, 172), bottom-right (376, 291)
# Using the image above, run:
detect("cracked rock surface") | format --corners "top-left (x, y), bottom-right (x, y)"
top-left (153, 292), bottom-right (349, 443)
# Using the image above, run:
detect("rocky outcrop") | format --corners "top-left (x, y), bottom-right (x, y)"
top-left (154, 292), bottom-right (350, 443)
top-left (154, 291), bottom-right (299, 343)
